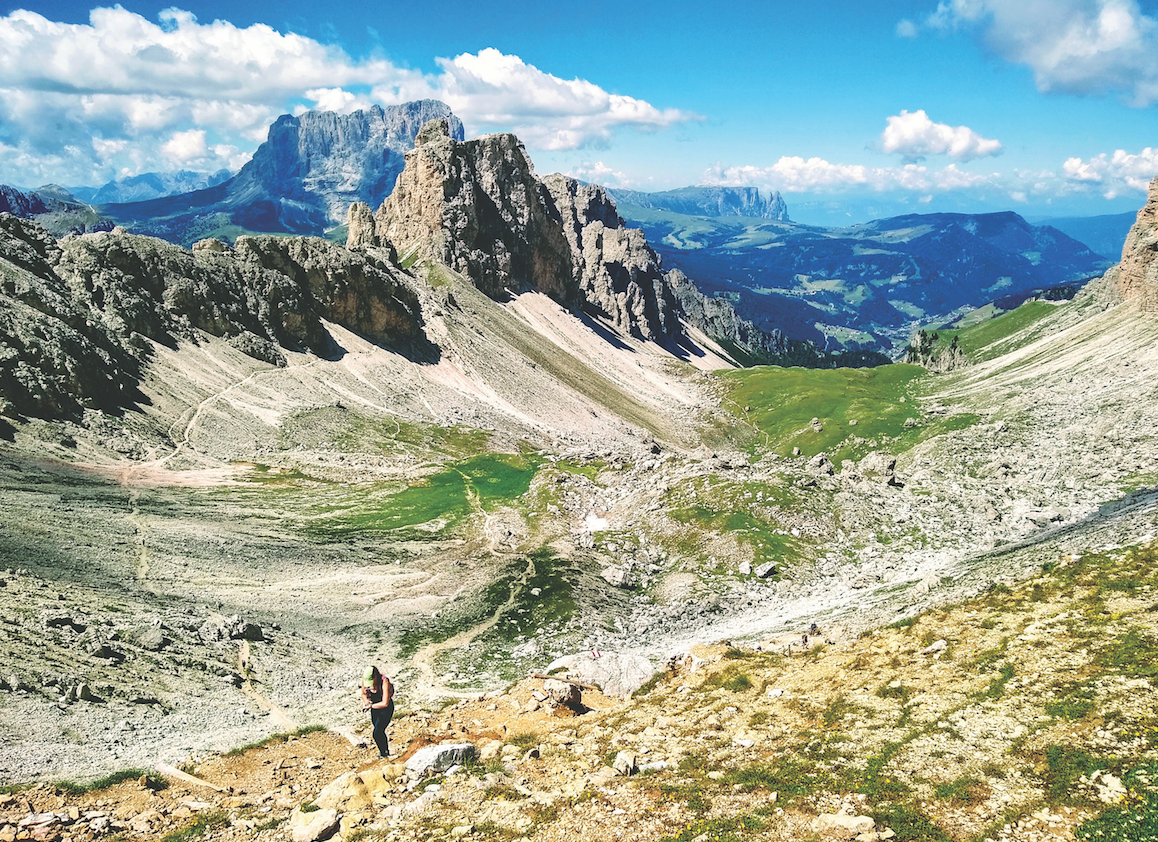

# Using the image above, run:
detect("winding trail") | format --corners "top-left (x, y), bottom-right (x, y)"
top-left (408, 473), bottom-right (532, 700)
top-left (237, 640), bottom-right (300, 732)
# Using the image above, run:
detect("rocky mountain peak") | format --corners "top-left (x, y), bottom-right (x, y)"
top-left (362, 120), bottom-right (575, 304)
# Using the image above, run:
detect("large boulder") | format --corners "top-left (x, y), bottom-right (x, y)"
top-left (405, 743), bottom-right (477, 778)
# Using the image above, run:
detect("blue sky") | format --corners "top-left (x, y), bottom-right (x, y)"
top-left (1, 0), bottom-right (1155, 223)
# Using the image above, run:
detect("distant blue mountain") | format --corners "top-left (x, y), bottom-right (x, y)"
top-left (608, 185), bottom-right (790, 220)
top-left (1037, 211), bottom-right (1136, 261)
top-left (99, 100), bottom-right (465, 245)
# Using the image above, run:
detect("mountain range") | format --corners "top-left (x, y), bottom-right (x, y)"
top-left (620, 204), bottom-right (1111, 351)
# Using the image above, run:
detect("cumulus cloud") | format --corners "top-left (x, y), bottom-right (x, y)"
top-left (161, 128), bottom-right (208, 163)
top-left (917, 0), bottom-right (1158, 105)
top-left (375, 48), bottom-right (697, 151)
top-left (701, 145), bottom-right (1156, 210)
top-left (1062, 147), bottom-right (1158, 196)
top-left (880, 110), bottom-right (1002, 162)
top-left (567, 160), bottom-right (635, 188)
top-left (0, 8), bottom-right (693, 185)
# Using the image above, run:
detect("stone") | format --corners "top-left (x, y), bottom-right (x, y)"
top-left (806, 454), bottom-right (834, 475)
top-left (919, 639), bottom-right (948, 655)
top-left (405, 743), bottom-right (477, 778)
top-left (542, 679), bottom-right (582, 708)
top-left (545, 651), bottom-right (656, 698)
top-left (739, 561), bottom-right (752, 575)
top-left (290, 806), bottom-right (340, 842)
top-left (815, 813), bottom-right (875, 835)
top-left (754, 562), bottom-right (778, 579)
top-left (601, 566), bottom-right (636, 589)
top-left (612, 750), bottom-right (637, 776)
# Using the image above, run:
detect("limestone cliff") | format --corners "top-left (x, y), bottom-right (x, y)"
top-left (542, 175), bottom-right (679, 340)
top-left (363, 119), bottom-right (574, 304)
top-left (1109, 176), bottom-right (1158, 313)
top-left (230, 101), bottom-right (464, 228)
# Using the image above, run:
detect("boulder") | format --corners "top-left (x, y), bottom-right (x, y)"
top-left (545, 651), bottom-right (656, 698)
top-left (290, 806), bottom-right (340, 842)
top-left (601, 566), bottom-right (636, 589)
top-left (542, 679), bottom-right (582, 708)
top-left (815, 813), bottom-right (875, 836)
top-left (612, 750), bottom-right (637, 776)
top-left (754, 562), bottom-right (778, 579)
top-left (405, 743), bottom-right (477, 778)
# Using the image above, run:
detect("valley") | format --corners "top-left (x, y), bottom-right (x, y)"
top-left (1, 111), bottom-right (1157, 842)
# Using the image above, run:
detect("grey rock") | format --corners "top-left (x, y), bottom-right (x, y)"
top-left (612, 750), bottom-right (637, 776)
top-left (405, 743), bottom-right (477, 778)
top-left (542, 678), bottom-right (582, 708)
top-left (601, 565), bottom-right (637, 589)
top-left (230, 100), bottom-right (465, 231)
top-left (545, 651), bottom-right (655, 698)
top-left (606, 185), bottom-right (790, 221)
top-left (806, 454), bottom-right (835, 475)
top-left (543, 175), bottom-right (678, 341)
top-left (135, 628), bottom-right (167, 651)
top-left (754, 562), bottom-right (778, 579)
top-left (374, 119), bottom-right (574, 305)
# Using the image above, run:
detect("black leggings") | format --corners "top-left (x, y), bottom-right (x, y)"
top-left (370, 701), bottom-right (394, 757)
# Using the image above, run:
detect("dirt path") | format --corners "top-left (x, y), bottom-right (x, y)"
top-left (237, 640), bottom-right (300, 732)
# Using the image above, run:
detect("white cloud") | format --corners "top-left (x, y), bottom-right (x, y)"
top-left (376, 48), bottom-right (697, 151)
top-left (0, 9), bottom-right (693, 185)
top-left (918, 0), bottom-right (1158, 105)
top-left (880, 109), bottom-right (1002, 162)
top-left (1063, 147), bottom-right (1158, 196)
top-left (701, 157), bottom-right (991, 194)
top-left (896, 19), bottom-right (920, 38)
top-left (567, 160), bottom-right (634, 188)
top-left (161, 128), bottom-right (208, 163)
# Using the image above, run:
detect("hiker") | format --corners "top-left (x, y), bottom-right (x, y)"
top-left (361, 665), bottom-right (395, 758)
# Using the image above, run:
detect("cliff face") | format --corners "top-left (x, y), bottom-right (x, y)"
top-left (349, 119), bottom-right (809, 354)
top-left (1110, 177), bottom-right (1158, 312)
top-left (0, 217), bottom-right (422, 420)
top-left (542, 175), bottom-right (679, 341)
top-left (609, 185), bottom-right (791, 221)
top-left (364, 119), bottom-right (575, 304)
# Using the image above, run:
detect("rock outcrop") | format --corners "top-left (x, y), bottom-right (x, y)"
top-left (0, 216), bottom-right (423, 420)
top-left (1107, 176), bottom-right (1158, 312)
top-left (366, 119), bottom-right (575, 304)
top-left (542, 175), bottom-right (679, 340)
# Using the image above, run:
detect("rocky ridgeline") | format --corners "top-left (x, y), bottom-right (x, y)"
top-left (0, 214), bottom-right (421, 420)
top-left (349, 118), bottom-right (793, 353)
top-left (3, 542), bottom-right (1157, 842)
top-left (607, 185), bottom-right (791, 221)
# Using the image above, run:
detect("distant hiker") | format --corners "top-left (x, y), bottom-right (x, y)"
top-left (361, 665), bottom-right (395, 758)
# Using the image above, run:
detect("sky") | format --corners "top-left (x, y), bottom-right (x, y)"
top-left (0, 0), bottom-right (1155, 224)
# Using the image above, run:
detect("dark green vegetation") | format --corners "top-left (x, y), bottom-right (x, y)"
top-left (721, 364), bottom-right (978, 462)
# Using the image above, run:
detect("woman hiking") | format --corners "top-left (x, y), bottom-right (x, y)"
top-left (361, 665), bottom-right (395, 758)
